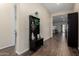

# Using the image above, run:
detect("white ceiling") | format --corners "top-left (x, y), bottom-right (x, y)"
top-left (42, 3), bottom-right (75, 14)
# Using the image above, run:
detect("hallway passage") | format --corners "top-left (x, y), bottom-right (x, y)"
top-left (30, 33), bottom-right (79, 56)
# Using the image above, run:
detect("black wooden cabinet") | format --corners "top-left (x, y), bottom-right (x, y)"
top-left (68, 12), bottom-right (78, 49)
top-left (29, 15), bottom-right (43, 51)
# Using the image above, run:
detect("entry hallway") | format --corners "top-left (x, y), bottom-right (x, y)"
top-left (0, 33), bottom-right (79, 56)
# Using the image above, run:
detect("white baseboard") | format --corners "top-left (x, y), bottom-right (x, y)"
top-left (0, 44), bottom-right (14, 50)
top-left (16, 48), bottom-right (29, 55)
top-left (44, 37), bottom-right (51, 41)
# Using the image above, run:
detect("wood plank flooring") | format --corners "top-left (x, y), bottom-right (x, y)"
top-left (29, 33), bottom-right (79, 56)
top-left (0, 46), bottom-right (17, 56)
top-left (0, 33), bottom-right (79, 56)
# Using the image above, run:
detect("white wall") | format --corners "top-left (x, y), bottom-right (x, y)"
top-left (74, 4), bottom-right (79, 12)
top-left (52, 11), bottom-right (73, 16)
top-left (0, 4), bottom-right (15, 49)
top-left (16, 3), bottom-right (51, 55)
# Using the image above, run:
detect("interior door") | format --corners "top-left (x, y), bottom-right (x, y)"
top-left (68, 12), bottom-right (78, 49)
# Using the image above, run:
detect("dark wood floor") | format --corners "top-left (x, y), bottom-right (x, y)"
top-left (0, 33), bottom-right (79, 56)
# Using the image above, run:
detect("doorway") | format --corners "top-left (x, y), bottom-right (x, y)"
top-left (52, 14), bottom-right (68, 38)
top-left (62, 24), bottom-right (66, 33)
